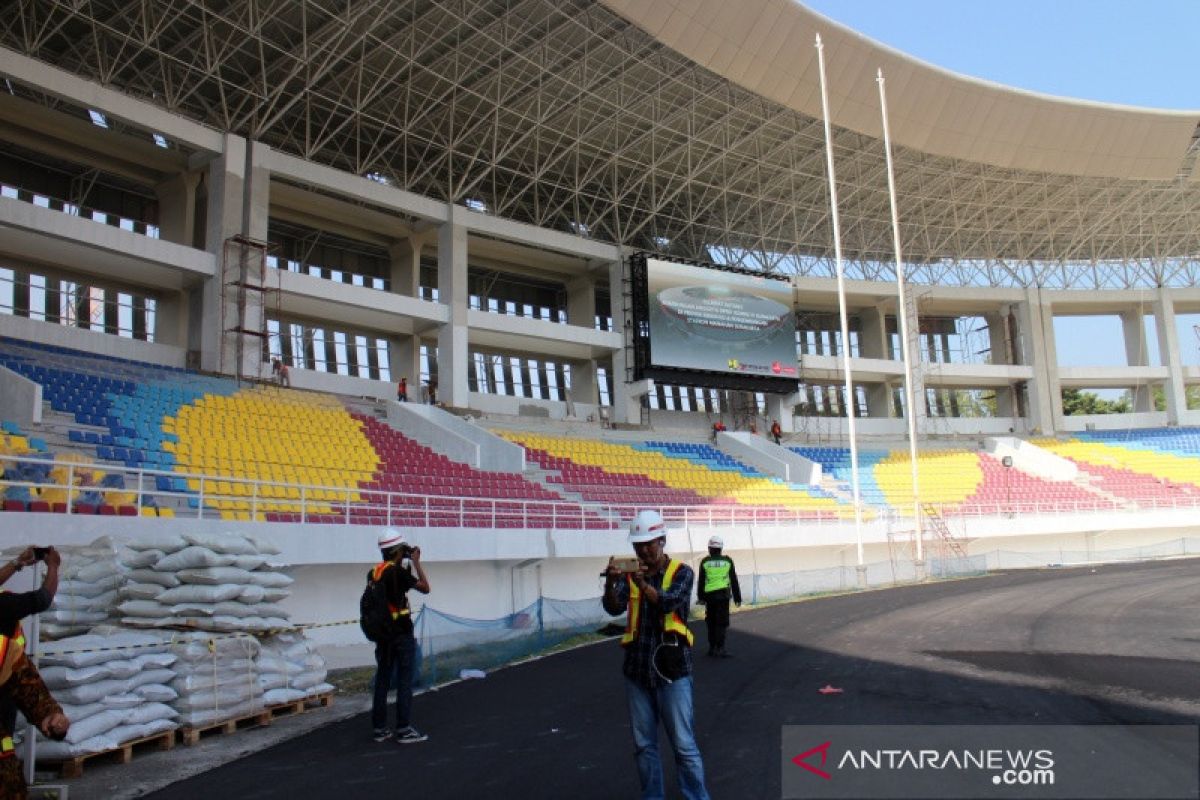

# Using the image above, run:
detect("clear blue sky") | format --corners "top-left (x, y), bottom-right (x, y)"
top-left (802, 0), bottom-right (1200, 374)
top-left (803, 0), bottom-right (1200, 110)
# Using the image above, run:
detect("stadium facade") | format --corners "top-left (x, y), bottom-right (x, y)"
top-left (1, 1), bottom-right (1199, 649)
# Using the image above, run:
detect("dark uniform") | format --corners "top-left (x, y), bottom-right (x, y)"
top-left (697, 550), bottom-right (741, 657)
top-left (0, 589), bottom-right (63, 800)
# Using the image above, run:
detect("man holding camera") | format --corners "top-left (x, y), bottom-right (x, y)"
top-left (0, 546), bottom-right (69, 798)
top-left (603, 511), bottom-right (710, 800)
top-left (370, 531), bottom-right (430, 744)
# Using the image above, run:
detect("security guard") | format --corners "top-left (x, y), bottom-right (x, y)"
top-left (697, 536), bottom-right (742, 657)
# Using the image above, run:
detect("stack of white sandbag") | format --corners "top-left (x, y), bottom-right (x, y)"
top-left (169, 632), bottom-right (264, 728)
top-left (257, 632), bottom-right (335, 705)
top-left (117, 532), bottom-right (293, 633)
top-left (34, 628), bottom-right (179, 759)
top-left (2, 538), bottom-right (127, 640)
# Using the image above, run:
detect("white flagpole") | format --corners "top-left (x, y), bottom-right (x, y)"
top-left (876, 68), bottom-right (924, 568)
top-left (815, 33), bottom-right (865, 581)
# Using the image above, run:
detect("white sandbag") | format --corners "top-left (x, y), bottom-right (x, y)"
top-left (261, 688), bottom-right (307, 705)
top-left (53, 669), bottom-right (176, 706)
top-left (36, 734), bottom-right (121, 758)
top-left (120, 582), bottom-right (164, 601)
top-left (183, 532), bottom-right (258, 556)
top-left (157, 583), bottom-right (244, 604)
top-left (172, 662), bottom-right (254, 681)
top-left (121, 549), bottom-right (165, 569)
top-left (58, 702), bottom-right (108, 724)
top-left (231, 555), bottom-right (267, 571)
top-left (118, 600), bottom-right (172, 618)
top-left (246, 571), bottom-right (293, 589)
top-left (290, 672), bottom-right (328, 691)
top-left (175, 566), bottom-right (255, 585)
top-left (73, 560), bottom-right (123, 585)
top-left (257, 673), bottom-right (288, 692)
top-left (172, 669), bottom-right (257, 694)
top-left (38, 609), bottom-right (109, 625)
top-left (213, 602), bottom-right (288, 620)
top-left (155, 546), bottom-right (237, 572)
top-left (135, 684), bottom-right (179, 703)
top-left (305, 682), bottom-right (335, 697)
top-left (53, 590), bottom-right (118, 612)
top-left (101, 694), bottom-right (145, 710)
top-left (39, 664), bottom-right (108, 688)
top-left (63, 709), bottom-right (129, 744)
top-left (125, 533), bottom-right (189, 553)
top-left (134, 652), bottom-right (176, 670)
top-left (41, 632), bottom-right (169, 668)
top-left (102, 718), bottom-right (177, 746)
top-left (242, 533), bottom-right (282, 555)
top-left (237, 585), bottom-right (266, 603)
top-left (174, 698), bottom-right (262, 729)
top-left (169, 604), bottom-right (216, 618)
top-left (171, 633), bottom-right (260, 663)
top-left (121, 616), bottom-right (183, 629)
top-left (261, 587), bottom-right (289, 603)
top-left (127, 568), bottom-right (181, 588)
top-left (58, 577), bottom-right (122, 597)
top-left (171, 681), bottom-right (260, 711)
top-left (124, 702), bottom-right (179, 726)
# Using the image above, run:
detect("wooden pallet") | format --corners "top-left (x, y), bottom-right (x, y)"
top-left (180, 692), bottom-right (334, 746)
top-left (38, 729), bottom-right (176, 779)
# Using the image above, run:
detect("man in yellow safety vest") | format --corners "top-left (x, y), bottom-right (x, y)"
top-left (697, 535), bottom-right (742, 658)
top-left (0, 546), bottom-right (69, 799)
top-left (603, 510), bottom-right (710, 800)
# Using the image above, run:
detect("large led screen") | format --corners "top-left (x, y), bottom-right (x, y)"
top-left (645, 258), bottom-right (797, 379)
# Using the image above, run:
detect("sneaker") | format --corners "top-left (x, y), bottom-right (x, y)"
top-left (396, 726), bottom-right (428, 744)
top-left (373, 728), bottom-right (393, 742)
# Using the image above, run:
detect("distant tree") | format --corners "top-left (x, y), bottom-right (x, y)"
top-left (1151, 384), bottom-right (1200, 411)
top-left (1061, 388), bottom-right (1131, 416)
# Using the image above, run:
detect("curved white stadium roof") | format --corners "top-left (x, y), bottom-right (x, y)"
top-left (0, 0), bottom-right (1197, 288)
top-left (603, 0), bottom-right (1200, 182)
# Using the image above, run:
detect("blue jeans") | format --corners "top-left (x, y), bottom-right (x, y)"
top-left (372, 635), bottom-right (416, 731)
top-left (625, 676), bottom-right (710, 800)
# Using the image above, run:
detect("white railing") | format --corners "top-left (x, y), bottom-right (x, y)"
top-left (4, 453), bottom-right (1200, 529)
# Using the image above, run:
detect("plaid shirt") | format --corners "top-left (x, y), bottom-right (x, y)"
top-left (603, 558), bottom-right (695, 689)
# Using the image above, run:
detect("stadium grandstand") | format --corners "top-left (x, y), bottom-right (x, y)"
top-left (0, 0), bottom-right (1199, 791)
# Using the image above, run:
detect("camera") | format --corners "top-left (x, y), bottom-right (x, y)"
top-left (32, 547), bottom-right (50, 561)
top-left (608, 557), bottom-right (642, 574)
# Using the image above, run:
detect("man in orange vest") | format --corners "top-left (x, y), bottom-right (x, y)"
top-left (0, 546), bottom-right (69, 798)
top-left (603, 511), bottom-right (710, 800)
top-left (370, 530), bottom-right (430, 744)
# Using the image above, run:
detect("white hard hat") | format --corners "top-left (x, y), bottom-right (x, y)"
top-left (378, 530), bottom-right (407, 550)
top-left (708, 535), bottom-right (724, 549)
top-left (628, 510), bottom-right (666, 544)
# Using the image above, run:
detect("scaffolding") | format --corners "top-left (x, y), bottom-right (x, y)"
top-left (219, 235), bottom-right (277, 385)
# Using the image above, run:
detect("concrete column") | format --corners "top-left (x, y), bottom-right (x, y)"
top-left (766, 393), bottom-right (797, 434)
top-left (199, 135), bottom-right (271, 376)
top-left (154, 290), bottom-right (188, 347)
top-left (1154, 288), bottom-right (1187, 424)
top-left (565, 276), bottom-right (601, 411)
top-left (388, 236), bottom-right (425, 298)
top-left (858, 306), bottom-right (887, 358)
top-left (155, 171), bottom-right (201, 247)
top-left (388, 334), bottom-right (422, 391)
top-left (1017, 289), bottom-right (1060, 435)
top-left (984, 311), bottom-right (1016, 419)
top-left (1120, 308), bottom-right (1152, 412)
top-left (436, 213), bottom-right (469, 408)
top-left (898, 295), bottom-right (928, 427)
top-left (985, 312), bottom-right (1010, 365)
top-left (566, 276), bottom-right (596, 328)
top-left (607, 258), bottom-right (639, 424)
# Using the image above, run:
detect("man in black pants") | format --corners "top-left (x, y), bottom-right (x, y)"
top-left (697, 536), bottom-right (741, 657)
top-left (370, 530), bottom-right (431, 744)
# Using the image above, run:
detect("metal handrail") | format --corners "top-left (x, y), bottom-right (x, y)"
top-left (3, 452), bottom-right (1199, 529)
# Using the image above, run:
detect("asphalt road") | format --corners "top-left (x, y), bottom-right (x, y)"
top-left (143, 559), bottom-right (1200, 799)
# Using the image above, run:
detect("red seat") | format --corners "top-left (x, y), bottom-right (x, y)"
top-left (99, 505), bottom-right (117, 515)
top-left (2, 500), bottom-right (26, 512)
top-left (28, 501), bottom-right (51, 513)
